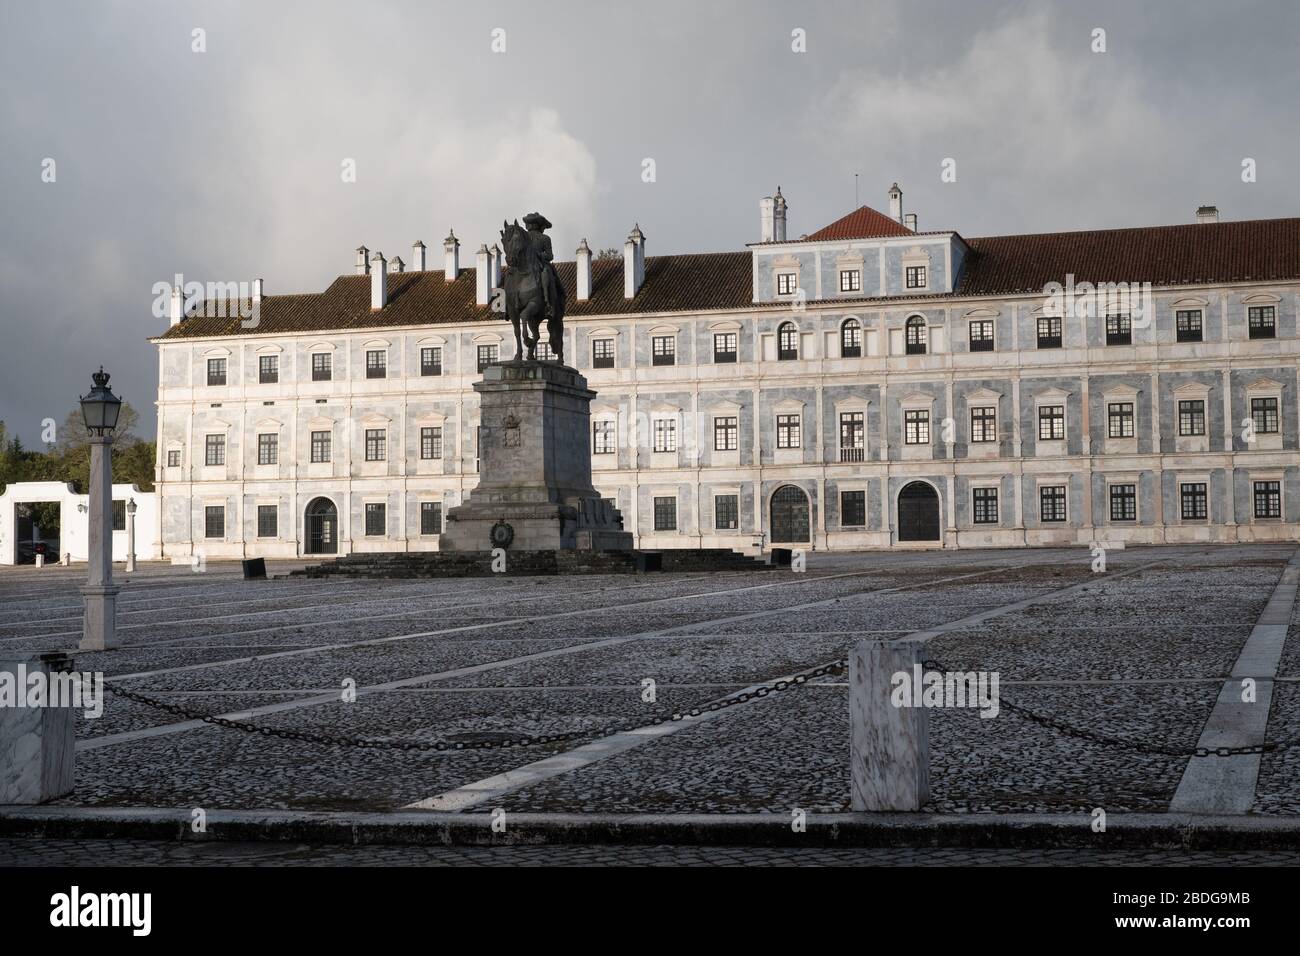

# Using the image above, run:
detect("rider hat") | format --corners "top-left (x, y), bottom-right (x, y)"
top-left (522, 212), bottom-right (552, 230)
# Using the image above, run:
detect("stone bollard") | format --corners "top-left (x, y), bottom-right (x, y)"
top-left (850, 639), bottom-right (930, 811)
top-left (34, 553), bottom-right (44, 568)
top-left (0, 654), bottom-right (77, 804)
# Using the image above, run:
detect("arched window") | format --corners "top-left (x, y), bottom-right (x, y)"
top-left (905, 316), bottom-right (927, 355)
top-left (840, 318), bottom-right (862, 358)
top-left (777, 322), bottom-right (799, 361)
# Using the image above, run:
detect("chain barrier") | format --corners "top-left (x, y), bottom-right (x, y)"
top-left (104, 660), bottom-right (846, 753)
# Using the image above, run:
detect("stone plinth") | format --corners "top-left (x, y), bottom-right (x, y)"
top-left (850, 639), bottom-right (930, 812)
top-left (0, 654), bottom-right (76, 805)
top-left (441, 361), bottom-right (633, 552)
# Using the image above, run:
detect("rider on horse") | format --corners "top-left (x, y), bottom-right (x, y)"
top-left (521, 212), bottom-right (561, 320)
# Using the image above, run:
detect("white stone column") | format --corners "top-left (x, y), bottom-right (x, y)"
top-left (125, 501), bottom-right (137, 572)
top-left (80, 436), bottom-right (120, 651)
top-left (850, 639), bottom-right (929, 811)
top-left (0, 653), bottom-right (77, 803)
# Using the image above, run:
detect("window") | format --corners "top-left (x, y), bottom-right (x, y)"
top-left (651, 336), bottom-right (675, 366)
top-left (420, 426), bottom-right (442, 460)
top-left (840, 320), bottom-right (861, 358)
top-left (365, 350), bottom-right (386, 379)
top-left (776, 413), bottom-right (801, 449)
top-left (1037, 316), bottom-right (1062, 349)
top-left (364, 428), bottom-right (386, 462)
top-left (420, 501), bottom-right (442, 535)
top-left (1248, 306), bottom-right (1276, 339)
top-left (111, 500), bottom-right (126, 531)
top-left (905, 265), bottom-right (926, 289)
top-left (310, 430), bottom-right (331, 463)
top-left (970, 406), bottom-right (997, 443)
top-left (257, 433), bottom-right (278, 465)
top-left (1254, 480), bottom-right (1281, 519)
top-left (204, 505), bottom-right (224, 539)
top-left (714, 416), bottom-right (738, 452)
top-left (365, 502), bottom-right (386, 536)
top-left (1176, 310), bottom-right (1203, 343)
top-left (536, 341), bottom-right (556, 361)
top-left (1181, 483), bottom-right (1208, 520)
top-left (206, 357), bottom-right (227, 386)
top-left (904, 316), bottom-right (927, 355)
top-left (476, 344), bottom-right (498, 372)
top-left (715, 494), bottom-right (739, 531)
top-left (1038, 406), bottom-right (1065, 441)
top-left (653, 496), bottom-right (677, 531)
top-left (973, 487), bottom-right (998, 524)
top-left (1109, 484), bottom-right (1137, 521)
top-left (167, 449), bottom-right (181, 468)
top-left (593, 421), bottom-right (615, 455)
top-left (969, 320), bottom-right (995, 352)
top-left (776, 273), bottom-right (797, 296)
top-left (839, 412), bottom-right (864, 461)
top-left (311, 352), bottom-right (332, 381)
top-left (1107, 402), bottom-right (1135, 439)
top-left (1251, 397), bottom-right (1279, 434)
top-left (839, 269), bottom-right (861, 293)
top-left (777, 322), bottom-right (798, 360)
top-left (258, 355), bottom-right (279, 384)
top-left (592, 339), bottom-right (615, 368)
top-left (904, 409), bottom-right (930, 445)
top-left (653, 418), bottom-right (677, 453)
top-left (204, 434), bottom-right (225, 466)
top-left (713, 332), bottom-right (737, 363)
top-left (257, 505), bottom-right (277, 538)
top-left (1039, 486), bottom-right (1067, 522)
top-left (420, 347), bottom-right (442, 376)
top-left (841, 490), bottom-right (866, 527)
top-left (1105, 313), bottom-right (1132, 346)
top-left (1178, 400), bottom-right (1206, 436)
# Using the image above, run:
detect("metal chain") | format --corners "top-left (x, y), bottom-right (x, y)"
top-left (104, 660), bottom-right (846, 753)
top-left (921, 658), bottom-right (1300, 758)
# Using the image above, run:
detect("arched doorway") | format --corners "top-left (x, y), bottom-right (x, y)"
top-left (897, 482), bottom-right (940, 542)
top-left (304, 497), bottom-right (338, 554)
top-left (770, 485), bottom-right (810, 543)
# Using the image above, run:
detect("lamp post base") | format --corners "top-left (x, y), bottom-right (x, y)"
top-left (80, 584), bottom-right (122, 651)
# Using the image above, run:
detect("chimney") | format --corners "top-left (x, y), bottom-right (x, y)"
top-left (389, 256), bottom-right (404, 274)
top-left (371, 251), bottom-right (386, 310)
top-left (760, 194), bottom-right (776, 242)
top-left (575, 238), bottom-right (592, 301)
top-left (475, 244), bottom-right (491, 305)
top-left (252, 278), bottom-right (263, 304)
top-left (444, 230), bottom-right (460, 281)
top-left (888, 183), bottom-right (903, 223)
top-left (1197, 205), bottom-right (1219, 224)
top-left (411, 240), bottom-right (427, 271)
top-left (490, 243), bottom-right (503, 288)
top-left (356, 245), bottom-right (369, 275)
top-left (903, 213), bottom-right (917, 232)
top-left (169, 284), bottom-right (184, 327)
top-left (773, 186), bottom-right (787, 241)
top-left (623, 224), bottom-right (646, 299)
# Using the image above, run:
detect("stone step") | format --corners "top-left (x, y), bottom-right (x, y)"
top-left (290, 548), bottom-right (772, 579)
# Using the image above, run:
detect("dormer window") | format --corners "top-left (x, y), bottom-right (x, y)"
top-left (777, 322), bottom-right (799, 361)
top-left (839, 269), bottom-right (861, 293)
top-left (904, 316), bottom-right (927, 355)
top-left (905, 265), bottom-right (927, 289)
top-left (776, 273), bottom-right (797, 296)
top-left (1249, 306), bottom-right (1276, 339)
top-left (840, 319), bottom-right (862, 358)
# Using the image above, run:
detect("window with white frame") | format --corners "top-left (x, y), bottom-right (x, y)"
top-left (204, 434), bottom-right (225, 466)
top-left (714, 416), bottom-right (738, 452)
top-left (1251, 396), bottom-right (1279, 434)
top-left (839, 269), bottom-right (861, 293)
top-left (593, 421), bottom-right (616, 455)
top-left (651, 335), bottom-right (675, 366)
top-left (839, 412), bottom-right (864, 461)
top-left (713, 332), bottom-right (737, 363)
top-left (1181, 482), bottom-right (1208, 520)
top-left (310, 430), bottom-right (331, 463)
top-left (364, 428), bottom-right (386, 462)
top-left (905, 265), bottom-right (926, 289)
top-left (970, 406), bottom-right (997, 443)
top-left (776, 273), bottom-right (797, 296)
top-left (777, 322), bottom-right (798, 360)
top-left (420, 426), bottom-right (442, 460)
top-left (257, 433), bottom-right (278, 465)
top-left (1109, 483), bottom-right (1137, 521)
top-left (592, 338), bottom-right (615, 368)
top-left (973, 487), bottom-right (998, 524)
top-left (969, 319), bottom-right (995, 352)
top-left (1178, 400), bottom-right (1206, 436)
top-left (1039, 485), bottom-right (1067, 522)
top-left (1038, 405), bottom-right (1065, 441)
top-left (1254, 480), bottom-right (1282, 518)
top-left (653, 418), bottom-right (677, 453)
top-left (776, 413), bottom-right (801, 449)
top-left (1107, 402), bottom-right (1135, 439)
top-left (840, 319), bottom-right (862, 358)
top-left (904, 409), bottom-right (930, 444)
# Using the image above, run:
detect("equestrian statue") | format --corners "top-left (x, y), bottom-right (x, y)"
top-left (499, 212), bottom-right (566, 365)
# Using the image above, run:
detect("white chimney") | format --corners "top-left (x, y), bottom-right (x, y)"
top-left (371, 251), bottom-right (386, 310)
top-left (490, 243), bottom-right (503, 288)
top-left (252, 278), bottom-right (263, 304)
top-left (1197, 205), bottom-right (1219, 224)
top-left (444, 230), bottom-right (460, 281)
top-left (169, 284), bottom-right (184, 327)
top-left (903, 213), bottom-right (917, 232)
top-left (575, 238), bottom-right (592, 301)
top-left (760, 195), bottom-right (775, 242)
top-left (389, 256), bottom-right (404, 274)
top-left (356, 245), bottom-right (369, 275)
top-left (888, 183), bottom-right (903, 223)
top-left (624, 224), bottom-right (646, 299)
top-left (411, 240), bottom-right (427, 271)
top-left (475, 244), bottom-right (491, 305)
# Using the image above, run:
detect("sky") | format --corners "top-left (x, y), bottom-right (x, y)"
top-left (2, 0), bottom-right (1299, 446)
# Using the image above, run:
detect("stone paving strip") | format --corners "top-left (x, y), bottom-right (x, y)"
top-left (1170, 547), bottom-right (1300, 814)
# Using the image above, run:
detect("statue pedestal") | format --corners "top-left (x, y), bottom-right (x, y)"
top-left (441, 362), bottom-right (634, 552)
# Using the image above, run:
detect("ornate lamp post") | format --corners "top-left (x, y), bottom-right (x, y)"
top-left (125, 498), bottom-right (137, 573)
top-left (79, 368), bottom-right (122, 651)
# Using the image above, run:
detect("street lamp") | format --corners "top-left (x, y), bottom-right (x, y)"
top-left (125, 498), bottom-right (137, 573)
top-left (79, 367), bottom-right (122, 651)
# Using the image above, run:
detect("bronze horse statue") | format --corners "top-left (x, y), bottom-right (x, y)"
top-left (499, 219), bottom-right (566, 364)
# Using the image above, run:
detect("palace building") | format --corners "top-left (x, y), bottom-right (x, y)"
top-left (150, 185), bottom-right (1300, 559)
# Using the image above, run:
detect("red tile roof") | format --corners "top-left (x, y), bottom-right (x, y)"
top-left (800, 205), bottom-right (914, 241)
